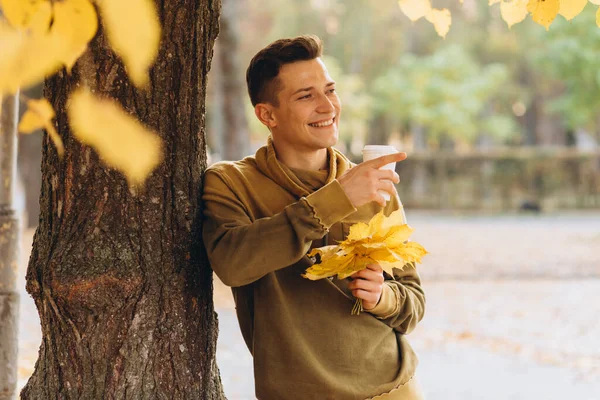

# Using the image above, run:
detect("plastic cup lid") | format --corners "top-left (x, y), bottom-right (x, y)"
top-left (362, 145), bottom-right (398, 153)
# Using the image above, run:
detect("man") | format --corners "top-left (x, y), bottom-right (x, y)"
top-left (202, 35), bottom-right (425, 400)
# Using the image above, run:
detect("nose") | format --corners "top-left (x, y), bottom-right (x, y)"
top-left (316, 93), bottom-right (335, 113)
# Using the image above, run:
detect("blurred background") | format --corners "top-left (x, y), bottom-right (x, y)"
top-left (15, 0), bottom-right (600, 399)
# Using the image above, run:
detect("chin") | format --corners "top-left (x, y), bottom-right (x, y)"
top-left (326, 129), bottom-right (339, 147)
top-left (315, 134), bottom-right (337, 150)
top-left (327, 135), bottom-right (338, 148)
top-left (304, 125), bottom-right (339, 149)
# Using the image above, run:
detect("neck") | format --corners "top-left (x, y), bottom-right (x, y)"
top-left (271, 138), bottom-right (328, 171)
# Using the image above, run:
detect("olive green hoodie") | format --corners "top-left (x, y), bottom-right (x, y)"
top-left (202, 138), bottom-right (425, 399)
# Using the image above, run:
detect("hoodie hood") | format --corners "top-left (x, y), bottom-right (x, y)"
top-left (255, 136), bottom-right (353, 199)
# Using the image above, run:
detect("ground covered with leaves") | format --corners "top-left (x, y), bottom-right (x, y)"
top-left (18, 212), bottom-right (600, 399)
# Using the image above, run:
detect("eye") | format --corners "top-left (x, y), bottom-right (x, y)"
top-left (327, 88), bottom-right (336, 94)
top-left (298, 94), bottom-right (312, 100)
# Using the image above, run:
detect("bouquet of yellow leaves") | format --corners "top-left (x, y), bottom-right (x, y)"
top-left (304, 209), bottom-right (428, 315)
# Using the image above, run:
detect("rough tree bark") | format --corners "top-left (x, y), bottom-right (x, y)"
top-left (21, 1), bottom-right (225, 398)
top-left (0, 93), bottom-right (20, 400)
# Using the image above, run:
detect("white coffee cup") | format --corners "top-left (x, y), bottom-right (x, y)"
top-left (361, 145), bottom-right (400, 202)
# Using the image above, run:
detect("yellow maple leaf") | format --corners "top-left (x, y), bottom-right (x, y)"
top-left (500, 0), bottom-right (529, 28)
top-left (558, 0), bottom-right (587, 21)
top-left (346, 221), bottom-right (371, 241)
top-left (67, 88), bottom-right (163, 186)
top-left (50, 0), bottom-right (98, 72)
top-left (97, 0), bottom-right (161, 88)
top-left (18, 99), bottom-right (54, 133)
top-left (304, 209), bottom-right (427, 281)
top-left (383, 224), bottom-right (414, 247)
top-left (18, 98), bottom-right (64, 156)
top-left (26, 1), bottom-right (52, 36)
top-left (0, 0), bottom-right (46, 30)
top-left (0, 22), bottom-right (66, 94)
top-left (303, 251), bottom-right (355, 280)
top-left (398, 0), bottom-right (432, 22)
top-left (0, 0), bottom-right (53, 35)
top-left (527, 0), bottom-right (559, 30)
top-left (426, 8), bottom-right (452, 39)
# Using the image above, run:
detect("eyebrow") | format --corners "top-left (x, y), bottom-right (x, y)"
top-left (291, 82), bottom-right (336, 96)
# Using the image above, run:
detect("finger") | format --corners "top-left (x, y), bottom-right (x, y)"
top-left (353, 266), bottom-right (383, 279)
top-left (349, 278), bottom-right (381, 292)
top-left (376, 169), bottom-right (400, 184)
top-left (362, 189), bottom-right (387, 207)
top-left (352, 289), bottom-right (378, 303)
top-left (376, 180), bottom-right (397, 197)
top-left (364, 152), bottom-right (407, 169)
top-left (371, 192), bottom-right (387, 207)
top-left (353, 270), bottom-right (384, 285)
top-left (366, 263), bottom-right (383, 273)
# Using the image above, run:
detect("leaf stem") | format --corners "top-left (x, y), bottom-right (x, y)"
top-left (351, 298), bottom-right (363, 315)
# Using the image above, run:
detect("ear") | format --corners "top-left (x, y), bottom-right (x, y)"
top-left (254, 103), bottom-right (278, 129)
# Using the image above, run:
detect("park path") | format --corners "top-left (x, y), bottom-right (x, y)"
top-left (17, 212), bottom-right (600, 399)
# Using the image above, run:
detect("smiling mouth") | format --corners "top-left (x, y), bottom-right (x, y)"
top-left (308, 116), bottom-right (335, 128)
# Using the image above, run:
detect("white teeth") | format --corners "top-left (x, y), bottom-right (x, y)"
top-left (309, 118), bottom-right (334, 127)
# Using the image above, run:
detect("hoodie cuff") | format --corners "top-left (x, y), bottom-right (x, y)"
top-left (304, 180), bottom-right (356, 230)
top-left (365, 282), bottom-right (399, 319)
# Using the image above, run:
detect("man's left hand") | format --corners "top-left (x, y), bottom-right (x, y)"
top-left (348, 264), bottom-right (384, 310)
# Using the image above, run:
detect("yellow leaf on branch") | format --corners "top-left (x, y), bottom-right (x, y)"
top-left (558, 0), bottom-right (587, 21)
top-left (51, 0), bottom-right (98, 72)
top-left (500, 0), bottom-right (529, 28)
top-left (527, 0), bottom-right (559, 30)
top-left (426, 8), bottom-right (452, 38)
top-left (395, 0), bottom-right (597, 38)
top-left (0, 0), bottom-right (48, 30)
top-left (26, 1), bottom-right (52, 36)
top-left (0, 0), bottom-right (53, 35)
top-left (0, 22), bottom-right (65, 94)
top-left (18, 98), bottom-right (64, 156)
top-left (398, 0), bottom-right (432, 22)
top-left (304, 209), bottom-right (428, 281)
top-left (97, 0), bottom-right (161, 88)
top-left (18, 99), bottom-right (54, 133)
top-left (67, 88), bottom-right (163, 186)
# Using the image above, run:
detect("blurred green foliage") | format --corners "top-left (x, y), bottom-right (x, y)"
top-left (233, 0), bottom-right (600, 151)
top-left (532, 7), bottom-right (600, 131)
top-left (372, 45), bottom-right (517, 143)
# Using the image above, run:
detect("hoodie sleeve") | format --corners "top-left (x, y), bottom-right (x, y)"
top-left (369, 267), bottom-right (426, 335)
top-left (202, 168), bottom-right (356, 287)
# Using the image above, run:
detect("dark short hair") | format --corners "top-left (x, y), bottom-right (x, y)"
top-left (246, 35), bottom-right (323, 107)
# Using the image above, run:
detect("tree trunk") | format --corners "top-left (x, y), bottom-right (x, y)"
top-left (476, 134), bottom-right (494, 210)
top-left (365, 114), bottom-right (388, 146)
top-left (219, 0), bottom-right (249, 161)
top-left (17, 132), bottom-right (42, 228)
top-left (411, 124), bottom-right (428, 203)
top-left (21, 1), bottom-right (224, 399)
top-left (206, 45), bottom-right (223, 164)
top-left (0, 93), bottom-right (20, 400)
top-left (17, 85), bottom-right (44, 228)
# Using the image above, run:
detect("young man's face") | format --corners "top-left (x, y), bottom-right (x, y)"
top-left (263, 58), bottom-right (341, 153)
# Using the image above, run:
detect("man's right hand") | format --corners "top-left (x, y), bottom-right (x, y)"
top-left (337, 153), bottom-right (407, 208)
